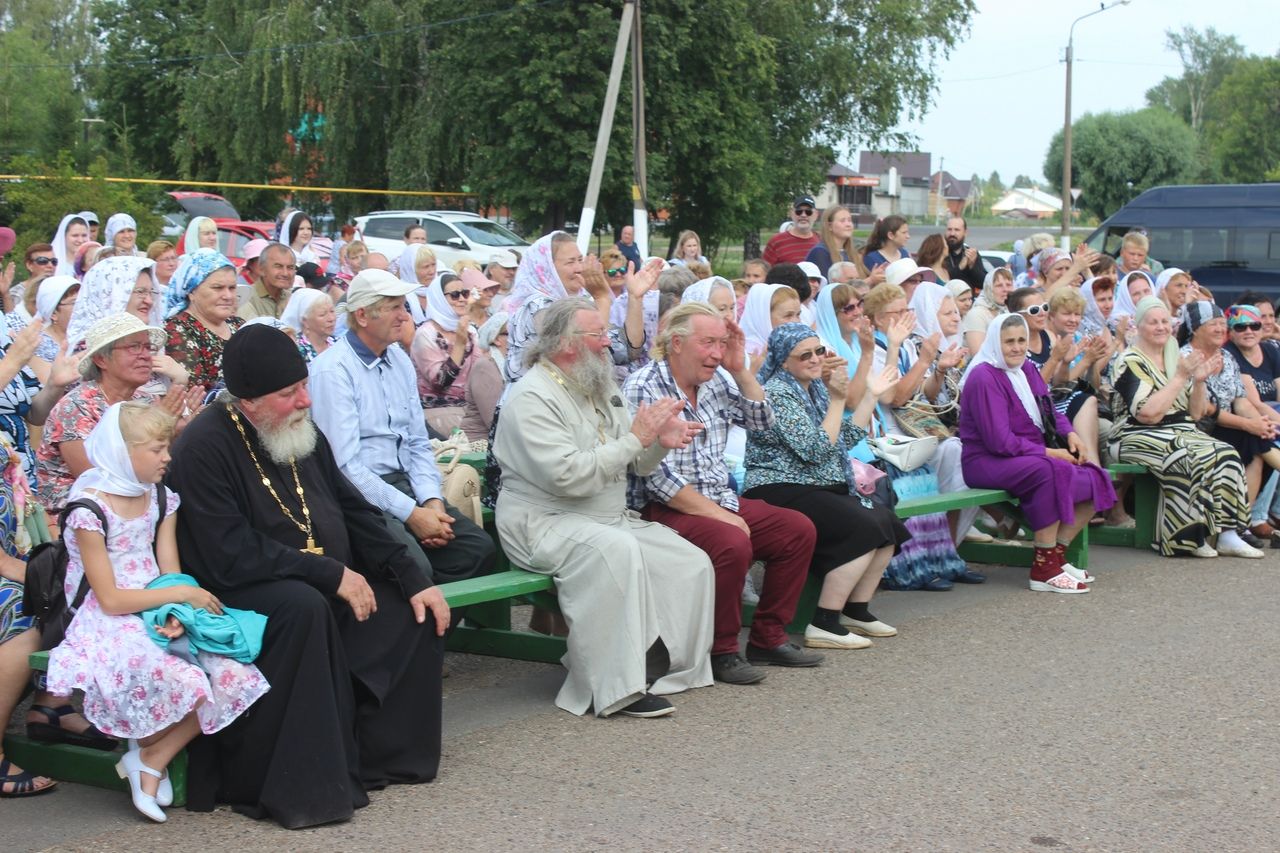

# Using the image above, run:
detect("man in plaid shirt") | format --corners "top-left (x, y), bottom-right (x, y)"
top-left (623, 303), bottom-right (821, 684)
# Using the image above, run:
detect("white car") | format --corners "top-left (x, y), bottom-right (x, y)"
top-left (353, 210), bottom-right (529, 270)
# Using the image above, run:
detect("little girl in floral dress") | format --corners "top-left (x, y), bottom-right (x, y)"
top-left (46, 401), bottom-right (269, 822)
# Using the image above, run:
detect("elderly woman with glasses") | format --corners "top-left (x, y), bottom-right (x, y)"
top-left (410, 271), bottom-right (484, 436)
top-left (36, 313), bottom-right (200, 514)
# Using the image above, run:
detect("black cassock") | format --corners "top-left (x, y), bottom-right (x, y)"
top-left (168, 405), bottom-right (445, 829)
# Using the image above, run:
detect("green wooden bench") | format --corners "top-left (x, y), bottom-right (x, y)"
top-left (1092, 463), bottom-right (1158, 551)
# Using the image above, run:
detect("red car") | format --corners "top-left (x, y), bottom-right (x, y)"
top-left (167, 192), bottom-right (276, 267)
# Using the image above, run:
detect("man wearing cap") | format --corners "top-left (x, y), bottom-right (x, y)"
top-left (309, 268), bottom-right (496, 591)
top-left (486, 251), bottom-right (518, 314)
top-left (167, 322), bottom-right (454, 829)
top-left (79, 211), bottom-right (100, 243)
top-left (762, 196), bottom-right (821, 266)
top-left (238, 242), bottom-right (296, 322)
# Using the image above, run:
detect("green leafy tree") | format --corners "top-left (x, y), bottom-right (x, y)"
top-left (1144, 26), bottom-right (1245, 134)
top-left (1043, 109), bottom-right (1197, 219)
top-left (1205, 56), bottom-right (1280, 184)
top-left (1, 154), bottom-right (166, 269)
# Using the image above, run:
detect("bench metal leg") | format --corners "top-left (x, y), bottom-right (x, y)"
top-left (0, 735), bottom-right (187, 807)
top-left (447, 626), bottom-right (567, 663)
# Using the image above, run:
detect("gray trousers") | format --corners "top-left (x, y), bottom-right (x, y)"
top-left (378, 472), bottom-right (496, 584)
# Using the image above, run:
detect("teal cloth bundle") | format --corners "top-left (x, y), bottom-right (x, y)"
top-left (142, 574), bottom-right (267, 663)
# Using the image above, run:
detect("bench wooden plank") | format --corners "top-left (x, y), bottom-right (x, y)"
top-left (441, 570), bottom-right (553, 608)
top-left (895, 488), bottom-right (1014, 518)
top-left (447, 625), bottom-right (566, 663)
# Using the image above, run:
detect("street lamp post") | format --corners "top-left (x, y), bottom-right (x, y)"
top-left (1061, 0), bottom-right (1130, 248)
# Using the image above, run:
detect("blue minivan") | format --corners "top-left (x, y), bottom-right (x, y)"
top-left (1084, 183), bottom-right (1280, 303)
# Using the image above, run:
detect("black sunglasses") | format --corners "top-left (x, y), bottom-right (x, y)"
top-left (793, 345), bottom-right (827, 362)
top-left (1231, 322), bottom-right (1263, 332)
top-left (31, 256), bottom-right (55, 265)
top-left (605, 266), bottom-right (628, 276)
top-left (839, 300), bottom-right (862, 315)
top-left (444, 289), bottom-right (471, 300)
top-left (794, 208), bottom-right (815, 216)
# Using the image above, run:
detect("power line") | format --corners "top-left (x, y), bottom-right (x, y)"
top-left (1, 0), bottom-right (566, 71)
top-left (944, 63), bottom-right (1059, 83)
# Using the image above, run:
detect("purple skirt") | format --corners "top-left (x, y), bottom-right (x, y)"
top-left (961, 450), bottom-right (1116, 530)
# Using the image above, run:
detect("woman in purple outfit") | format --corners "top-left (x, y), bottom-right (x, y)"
top-left (958, 313), bottom-right (1116, 593)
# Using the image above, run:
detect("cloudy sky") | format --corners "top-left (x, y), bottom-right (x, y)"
top-left (871, 0), bottom-right (1277, 187)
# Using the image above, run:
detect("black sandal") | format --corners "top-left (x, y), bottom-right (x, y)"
top-left (0, 758), bottom-right (58, 797)
top-left (26, 704), bottom-right (119, 751)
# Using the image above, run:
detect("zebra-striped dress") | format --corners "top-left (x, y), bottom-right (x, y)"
top-left (1111, 347), bottom-right (1249, 555)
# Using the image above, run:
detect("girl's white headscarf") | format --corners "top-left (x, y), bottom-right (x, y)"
top-left (182, 216), bottom-right (215, 257)
top-left (103, 213), bottom-right (137, 250)
top-left (426, 272), bottom-right (462, 332)
top-left (910, 281), bottom-right (962, 348)
top-left (35, 275), bottom-right (79, 324)
top-left (740, 283), bottom-right (791, 357)
top-left (961, 312), bottom-right (1041, 428)
top-left (279, 287), bottom-right (331, 335)
top-left (51, 214), bottom-right (88, 277)
top-left (280, 210), bottom-right (317, 264)
top-left (396, 243), bottom-right (433, 325)
top-left (69, 402), bottom-right (149, 500)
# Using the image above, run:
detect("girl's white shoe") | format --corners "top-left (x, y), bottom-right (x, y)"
top-left (115, 746), bottom-right (167, 822)
top-left (129, 739), bottom-right (172, 807)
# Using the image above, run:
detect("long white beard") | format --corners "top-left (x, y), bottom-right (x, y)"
top-left (259, 410), bottom-right (319, 465)
top-left (565, 347), bottom-right (618, 401)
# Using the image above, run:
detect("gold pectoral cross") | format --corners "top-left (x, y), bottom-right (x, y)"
top-left (302, 538), bottom-right (325, 556)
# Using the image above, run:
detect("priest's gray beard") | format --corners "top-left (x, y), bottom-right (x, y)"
top-left (564, 342), bottom-right (618, 401)
top-left (258, 409), bottom-right (319, 465)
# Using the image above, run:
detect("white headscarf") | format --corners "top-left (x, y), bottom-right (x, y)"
top-left (182, 216), bottom-right (215, 256)
top-left (910, 281), bottom-right (961, 348)
top-left (66, 256), bottom-right (160, 350)
top-left (1113, 270), bottom-right (1154, 321)
top-left (477, 311), bottom-right (509, 363)
top-left (740, 283), bottom-right (792, 357)
top-left (279, 287), bottom-right (330, 335)
top-left (35, 275), bottom-right (79, 324)
top-left (426, 272), bottom-right (461, 332)
top-left (1154, 267), bottom-right (1187, 295)
top-left (280, 210), bottom-right (317, 263)
top-left (504, 232), bottom-right (569, 315)
top-left (51, 214), bottom-right (88, 277)
top-left (396, 243), bottom-right (433, 325)
top-left (680, 276), bottom-right (734, 306)
top-left (69, 402), bottom-right (148, 499)
top-left (103, 213), bottom-right (137, 250)
top-left (962, 312), bottom-right (1041, 428)
top-left (1080, 276), bottom-right (1112, 334)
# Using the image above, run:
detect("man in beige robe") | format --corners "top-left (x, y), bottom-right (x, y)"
top-left (494, 298), bottom-right (714, 718)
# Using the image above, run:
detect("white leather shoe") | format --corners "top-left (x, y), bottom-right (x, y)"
top-left (1192, 543), bottom-right (1219, 558)
top-left (116, 747), bottom-right (167, 822)
top-left (803, 624), bottom-right (872, 649)
top-left (1217, 541), bottom-right (1264, 559)
top-left (129, 739), bottom-right (172, 807)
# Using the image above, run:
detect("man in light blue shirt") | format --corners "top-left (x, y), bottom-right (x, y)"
top-left (310, 269), bottom-right (495, 587)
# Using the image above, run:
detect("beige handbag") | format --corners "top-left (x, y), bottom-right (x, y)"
top-left (434, 440), bottom-right (484, 526)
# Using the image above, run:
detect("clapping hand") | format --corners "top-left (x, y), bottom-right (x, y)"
top-left (961, 247), bottom-right (979, 269)
top-left (1176, 349), bottom-right (1204, 380)
top-left (626, 258), bottom-right (665, 300)
top-left (1051, 332), bottom-right (1078, 364)
top-left (918, 331), bottom-right (942, 363)
top-left (867, 365), bottom-right (901, 399)
top-left (824, 362), bottom-right (849, 397)
top-left (1194, 352), bottom-right (1221, 382)
top-left (887, 311), bottom-right (916, 347)
top-left (820, 353), bottom-right (848, 384)
top-left (937, 343), bottom-right (967, 370)
top-left (721, 318), bottom-right (747, 375)
top-left (5, 320), bottom-right (42, 367)
top-left (158, 383), bottom-right (208, 432)
top-left (867, 263), bottom-right (888, 288)
top-left (0, 262), bottom-right (13, 297)
top-left (854, 317), bottom-right (874, 351)
top-left (631, 398), bottom-right (703, 449)
top-left (47, 337), bottom-right (80, 388)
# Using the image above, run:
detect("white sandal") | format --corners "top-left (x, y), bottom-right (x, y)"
top-left (115, 746), bottom-right (167, 822)
top-left (1061, 561), bottom-right (1096, 584)
top-left (1029, 571), bottom-right (1091, 594)
top-left (129, 739), bottom-right (172, 807)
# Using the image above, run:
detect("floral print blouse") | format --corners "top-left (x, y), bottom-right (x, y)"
top-left (165, 311), bottom-right (244, 390)
top-left (744, 377), bottom-right (866, 491)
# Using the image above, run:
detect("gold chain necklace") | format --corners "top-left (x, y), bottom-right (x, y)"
top-left (226, 404), bottom-right (324, 555)
top-left (542, 364), bottom-right (608, 445)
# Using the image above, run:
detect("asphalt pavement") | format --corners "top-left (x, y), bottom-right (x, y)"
top-left (908, 224), bottom-right (1095, 252)
top-left (10, 543), bottom-right (1280, 852)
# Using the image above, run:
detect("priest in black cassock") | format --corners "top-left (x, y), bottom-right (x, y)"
top-left (167, 324), bottom-right (454, 829)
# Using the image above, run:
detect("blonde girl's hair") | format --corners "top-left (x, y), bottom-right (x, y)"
top-left (118, 401), bottom-right (176, 446)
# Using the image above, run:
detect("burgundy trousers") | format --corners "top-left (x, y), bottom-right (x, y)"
top-left (642, 497), bottom-right (816, 655)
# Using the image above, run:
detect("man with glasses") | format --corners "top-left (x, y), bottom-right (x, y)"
top-left (763, 196), bottom-right (821, 266)
top-left (308, 269), bottom-right (496, 594)
top-left (623, 303), bottom-right (821, 685)
top-left (238, 243), bottom-right (296, 322)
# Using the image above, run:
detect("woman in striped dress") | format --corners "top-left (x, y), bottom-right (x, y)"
top-left (1110, 297), bottom-right (1257, 557)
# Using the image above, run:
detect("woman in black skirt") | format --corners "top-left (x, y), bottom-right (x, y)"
top-left (743, 323), bottom-right (912, 650)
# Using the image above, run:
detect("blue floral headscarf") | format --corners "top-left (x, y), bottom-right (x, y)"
top-left (758, 322), bottom-right (857, 492)
top-left (165, 248), bottom-right (234, 318)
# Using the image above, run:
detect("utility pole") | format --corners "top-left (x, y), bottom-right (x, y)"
top-left (630, 0), bottom-right (649, 259)
top-left (934, 156), bottom-right (945, 227)
top-left (577, 1), bottom-right (636, 255)
top-left (1062, 1), bottom-right (1130, 249)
